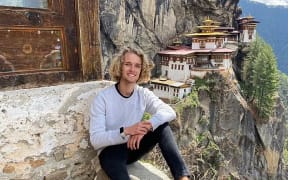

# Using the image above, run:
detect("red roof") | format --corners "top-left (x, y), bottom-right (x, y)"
top-left (212, 48), bottom-right (234, 53)
top-left (158, 48), bottom-right (234, 55)
top-left (166, 45), bottom-right (191, 50)
top-left (158, 49), bottom-right (195, 55)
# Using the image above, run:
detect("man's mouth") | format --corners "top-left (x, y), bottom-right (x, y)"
top-left (128, 74), bottom-right (136, 77)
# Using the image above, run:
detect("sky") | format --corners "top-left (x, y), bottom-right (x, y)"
top-left (249, 0), bottom-right (288, 7)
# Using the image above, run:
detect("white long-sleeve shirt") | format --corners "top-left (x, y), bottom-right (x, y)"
top-left (89, 84), bottom-right (176, 151)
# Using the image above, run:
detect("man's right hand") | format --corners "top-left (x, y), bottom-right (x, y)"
top-left (124, 121), bottom-right (152, 136)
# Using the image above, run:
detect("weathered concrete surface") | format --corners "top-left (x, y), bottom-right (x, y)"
top-left (0, 81), bottom-right (110, 179)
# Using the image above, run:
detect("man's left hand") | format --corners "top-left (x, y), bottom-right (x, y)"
top-left (127, 134), bottom-right (144, 150)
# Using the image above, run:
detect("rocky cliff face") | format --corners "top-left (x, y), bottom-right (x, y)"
top-left (99, 1), bottom-right (287, 178)
top-left (99, 0), bottom-right (240, 75)
top-left (144, 72), bottom-right (286, 179)
top-left (183, 73), bottom-right (286, 179)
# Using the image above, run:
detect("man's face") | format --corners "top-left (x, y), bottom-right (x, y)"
top-left (120, 52), bottom-right (142, 84)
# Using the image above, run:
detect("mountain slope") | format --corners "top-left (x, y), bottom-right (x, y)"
top-left (239, 0), bottom-right (288, 74)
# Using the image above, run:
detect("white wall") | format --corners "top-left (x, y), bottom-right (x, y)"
top-left (205, 42), bottom-right (216, 49)
top-left (192, 43), bottom-right (200, 49)
top-left (168, 61), bottom-right (190, 81)
top-left (178, 87), bottom-right (192, 99)
top-left (152, 84), bottom-right (192, 100)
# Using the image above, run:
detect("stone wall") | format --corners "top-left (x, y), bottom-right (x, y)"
top-left (0, 81), bottom-right (113, 180)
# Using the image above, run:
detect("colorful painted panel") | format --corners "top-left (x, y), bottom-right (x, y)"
top-left (0, 28), bottom-right (64, 73)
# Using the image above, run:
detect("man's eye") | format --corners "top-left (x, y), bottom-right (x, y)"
top-left (135, 64), bottom-right (142, 68)
top-left (123, 63), bottom-right (142, 68)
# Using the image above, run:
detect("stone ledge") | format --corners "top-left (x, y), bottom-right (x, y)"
top-left (95, 161), bottom-right (171, 180)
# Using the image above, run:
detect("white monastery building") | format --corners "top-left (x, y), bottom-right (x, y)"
top-left (237, 16), bottom-right (259, 43)
top-left (151, 16), bottom-right (259, 101)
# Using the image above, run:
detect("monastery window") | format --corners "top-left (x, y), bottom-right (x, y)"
top-left (215, 55), bottom-right (221, 60)
top-left (164, 86), bottom-right (166, 91)
top-left (214, 55), bottom-right (222, 62)
top-left (182, 65), bottom-right (184, 70)
top-left (171, 64), bottom-right (173, 69)
top-left (200, 41), bottom-right (205, 49)
top-left (217, 42), bottom-right (221, 48)
top-left (178, 65), bottom-right (180, 70)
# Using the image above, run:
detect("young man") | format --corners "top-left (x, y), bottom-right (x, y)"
top-left (90, 47), bottom-right (190, 180)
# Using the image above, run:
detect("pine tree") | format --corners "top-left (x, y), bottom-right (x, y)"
top-left (242, 36), bottom-right (279, 119)
top-left (242, 36), bottom-right (262, 101)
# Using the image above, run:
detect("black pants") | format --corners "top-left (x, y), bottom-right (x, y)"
top-left (99, 122), bottom-right (190, 180)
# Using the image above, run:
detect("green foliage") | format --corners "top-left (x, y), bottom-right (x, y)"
top-left (194, 77), bottom-right (210, 91)
top-left (193, 74), bottom-right (224, 102)
top-left (278, 73), bottom-right (288, 118)
top-left (241, 36), bottom-right (280, 119)
top-left (142, 112), bottom-right (151, 121)
top-left (194, 132), bottom-right (222, 178)
top-left (279, 73), bottom-right (288, 165)
top-left (175, 89), bottom-right (199, 115)
top-left (284, 131), bottom-right (288, 165)
top-left (242, 37), bottom-right (262, 100)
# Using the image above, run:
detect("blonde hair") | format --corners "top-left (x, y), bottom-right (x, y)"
top-left (109, 47), bottom-right (154, 84)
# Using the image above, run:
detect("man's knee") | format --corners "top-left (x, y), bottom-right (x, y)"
top-left (99, 150), bottom-right (127, 171)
